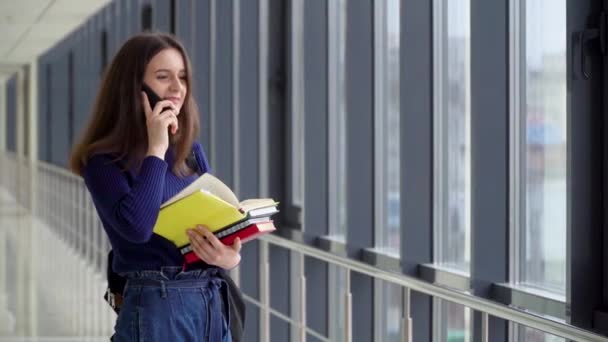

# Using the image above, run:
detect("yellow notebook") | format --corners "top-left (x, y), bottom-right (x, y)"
top-left (153, 173), bottom-right (277, 247)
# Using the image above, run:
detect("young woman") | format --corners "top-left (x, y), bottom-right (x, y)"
top-left (70, 32), bottom-right (240, 341)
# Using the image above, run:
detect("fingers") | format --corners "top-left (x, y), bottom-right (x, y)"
top-left (158, 110), bottom-right (179, 134)
top-left (152, 100), bottom-right (178, 116)
top-left (232, 237), bottom-right (242, 252)
top-left (141, 92), bottom-right (152, 118)
top-left (196, 225), bottom-right (222, 249)
top-left (188, 229), bottom-right (216, 264)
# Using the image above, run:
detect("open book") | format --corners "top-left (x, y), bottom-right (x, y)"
top-left (153, 173), bottom-right (279, 248)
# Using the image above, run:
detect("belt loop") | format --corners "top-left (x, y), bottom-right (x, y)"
top-left (160, 280), bottom-right (167, 298)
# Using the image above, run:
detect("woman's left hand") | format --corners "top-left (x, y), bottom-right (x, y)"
top-left (187, 225), bottom-right (242, 269)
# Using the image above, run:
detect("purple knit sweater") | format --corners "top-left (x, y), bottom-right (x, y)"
top-left (83, 141), bottom-right (211, 273)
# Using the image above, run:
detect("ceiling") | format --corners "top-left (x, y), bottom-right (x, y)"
top-left (0, 0), bottom-right (110, 83)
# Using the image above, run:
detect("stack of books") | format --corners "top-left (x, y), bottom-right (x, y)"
top-left (152, 173), bottom-right (279, 264)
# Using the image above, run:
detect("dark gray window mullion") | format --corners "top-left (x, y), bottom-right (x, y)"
top-left (345, 1), bottom-right (374, 341)
top-left (6, 75), bottom-right (16, 153)
top-left (302, 0), bottom-right (329, 339)
top-left (50, 56), bottom-right (68, 167)
top-left (303, 0), bottom-right (328, 239)
top-left (67, 51), bottom-right (74, 147)
top-left (193, 0), bottom-right (211, 149)
top-left (568, 0), bottom-right (604, 332)
top-left (603, 0), bottom-right (608, 334)
top-left (263, 0), bottom-right (291, 337)
top-left (86, 21), bottom-right (94, 118)
top-left (45, 63), bottom-right (51, 162)
top-left (153, 0), bottom-right (171, 32)
top-left (118, 0), bottom-right (128, 44)
top-left (211, 0), bottom-right (234, 186)
top-left (469, 1), bottom-right (509, 341)
top-left (74, 33), bottom-right (84, 138)
top-left (265, 0), bottom-right (286, 216)
top-left (36, 61), bottom-right (46, 161)
top-left (175, 0), bottom-right (193, 54)
top-left (91, 14), bottom-right (102, 114)
top-left (130, 0), bottom-right (139, 36)
top-left (109, 1), bottom-right (119, 57)
top-left (400, 0), bottom-right (433, 341)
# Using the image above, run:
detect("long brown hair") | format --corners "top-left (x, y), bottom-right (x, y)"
top-left (69, 32), bottom-right (200, 177)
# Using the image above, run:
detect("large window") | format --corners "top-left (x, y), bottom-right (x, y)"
top-left (373, 0), bottom-right (401, 254)
top-left (433, 300), bottom-right (471, 342)
top-left (374, 280), bottom-right (402, 341)
top-left (328, 0), bottom-right (347, 240)
top-left (372, 1), bottom-right (402, 340)
top-left (510, 0), bottom-right (567, 340)
top-left (328, 265), bottom-right (347, 341)
top-left (433, 0), bottom-right (471, 339)
top-left (511, 0), bottom-right (567, 295)
top-left (433, 0), bottom-right (471, 273)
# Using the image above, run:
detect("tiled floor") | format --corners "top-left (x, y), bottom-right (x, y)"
top-left (0, 189), bottom-right (114, 341)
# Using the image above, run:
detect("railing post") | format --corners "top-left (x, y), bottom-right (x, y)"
top-left (260, 240), bottom-right (270, 342)
top-left (345, 269), bottom-right (352, 342)
top-left (299, 259), bottom-right (306, 342)
top-left (481, 312), bottom-right (489, 342)
top-left (402, 287), bottom-right (412, 342)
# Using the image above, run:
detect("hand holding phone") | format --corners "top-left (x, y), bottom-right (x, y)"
top-left (141, 84), bottom-right (179, 158)
top-left (142, 83), bottom-right (166, 111)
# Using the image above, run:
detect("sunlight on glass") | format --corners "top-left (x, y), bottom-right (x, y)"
top-left (522, 0), bottom-right (567, 294)
top-left (435, 300), bottom-right (471, 342)
top-left (520, 325), bottom-right (565, 342)
top-left (375, 0), bottom-right (401, 254)
top-left (329, 265), bottom-right (347, 341)
top-left (434, 0), bottom-right (471, 272)
top-left (376, 280), bottom-right (403, 341)
top-left (328, 0), bottom-right (348, 239)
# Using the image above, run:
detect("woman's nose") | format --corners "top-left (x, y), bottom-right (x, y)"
top-left (169, 76), bottom-right (182, 91)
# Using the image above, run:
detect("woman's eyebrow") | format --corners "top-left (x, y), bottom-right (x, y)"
top-left (154, 68), bottom-right (186, 73)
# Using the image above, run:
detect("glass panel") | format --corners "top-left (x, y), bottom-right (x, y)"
top-left (328, 265), bottom-right (347, 341)
top-left (375, 280), bottom-right (403, 341)
top-left (517, 325), bottom-right (565, 342)
top-left (374, 0), bottom-right (401, 254)
top-left (514, 0), bottom-right (567, 294)
top-left (434, 300), bottom-right (471, 342)
top-left (328, 0), bottom-right (348, 239)
top-left (433, 0), bottom-right (471, 272)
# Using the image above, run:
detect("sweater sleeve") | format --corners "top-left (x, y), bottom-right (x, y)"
top-left (83, 154), bottom-right (168, 243)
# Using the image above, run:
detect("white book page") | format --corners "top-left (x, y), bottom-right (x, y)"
top-left (160, 173), bottom-right (240, 208)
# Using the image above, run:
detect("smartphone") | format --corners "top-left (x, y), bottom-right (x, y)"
top-left (142, 83), bottom-right (169, 111)
top-left (142, 83), bottom-right (177, 134)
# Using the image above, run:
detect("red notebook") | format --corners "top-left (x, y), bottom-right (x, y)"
top-left (181, 220), bottom-right (277, 264)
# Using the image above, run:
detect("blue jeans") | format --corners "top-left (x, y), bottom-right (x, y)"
top-left (112, 267), bottom-right (231, 342)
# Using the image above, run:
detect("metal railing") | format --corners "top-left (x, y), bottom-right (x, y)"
top-left (0, 152), bottom-right (114, 337)
top-left (1, 151), bottom-right (607, 341)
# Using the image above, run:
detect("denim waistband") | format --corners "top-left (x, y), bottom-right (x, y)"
top-left (120, 266), bottom-right (223, 287)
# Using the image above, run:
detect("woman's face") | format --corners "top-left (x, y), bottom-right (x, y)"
top-left (143, 48), bottom-right (187, 113)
